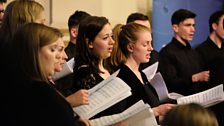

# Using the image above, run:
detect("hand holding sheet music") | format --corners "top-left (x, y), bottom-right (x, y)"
top-left (73, 71), bottom-right (131, 119)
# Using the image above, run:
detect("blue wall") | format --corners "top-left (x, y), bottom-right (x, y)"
top-left (152, 0), bottom-right (224, 51)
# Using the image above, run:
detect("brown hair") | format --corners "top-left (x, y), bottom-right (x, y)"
top-left (12, 23), bottom-right (63, 83)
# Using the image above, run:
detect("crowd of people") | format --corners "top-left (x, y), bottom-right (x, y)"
top-left (0, 0), bottom-right (223, 126)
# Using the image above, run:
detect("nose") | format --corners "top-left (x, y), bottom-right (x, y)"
top-left (191, 25), bottom-right (195, 32)
top-left (148, 43), bottom-right (153, 51)
top-left (110, 36), bottom-right (115, 45)
top-left (63, 51), bottom-right (68, 60)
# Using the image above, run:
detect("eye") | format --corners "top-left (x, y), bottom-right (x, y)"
top-left (50, 45), bottom-right (58, 52)
top-left (51, 47), bottom-right (57, 52)
top-left (57, 46), bottom-right (64, 52)
top-left (143, 42), bottom-right (148, 47)
top-left (103, 36), bottom-right (109, 40)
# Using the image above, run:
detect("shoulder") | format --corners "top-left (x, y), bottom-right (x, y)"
top-left (195, 41), bottom-right (209, 51)
top-left (74, 65), bottom-right (95, 76)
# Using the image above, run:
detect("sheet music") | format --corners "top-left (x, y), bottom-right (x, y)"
top-left (90, 100), bottom-right (158, 126)
top-left (142, 62), bottom-right (159, 81)
top-left (73, 76), bottom-right (131, 119)
top-left (89, 69), bottom-right (120, 94)
top-left (150, 72), bottom-right (183, 101)
top-left (177, 84), bottom-right (224, 107)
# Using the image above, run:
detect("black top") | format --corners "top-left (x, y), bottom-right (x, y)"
top-left (55, 73), bottom-right (74, 97)
top-left (0, 80), bottom-right (84, 126)
top-left (65, 42), bottom-right (76, 61)
top-left (72, 66), bottom-right (103, 91)
top-left (159, 37), bottom-right (208, 96)
top-left (117, 64), bottom-right (160, 108)
top-left (195, 37), bottom-right (224, 87)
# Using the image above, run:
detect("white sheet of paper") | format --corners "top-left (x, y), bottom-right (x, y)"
top-left (149, 72), bottom-right (183, 101)
top-left (73, 76), bottom-right (131, 119)
top-left (90, 100), bottom-right (158, 126)
top-left (177, 84), bottom-right (224, 107)
top-left (142, 62), bottom-right (159, 81)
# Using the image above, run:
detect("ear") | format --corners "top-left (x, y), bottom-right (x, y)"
top-left (87, 39), bottom-right (94, 48)
top-left (70, 27), bottom-right (78, 38)
top-left (172, 24), bottom-right (178, 33)
top-left (127, 43), bottom-right (134, 53)
top-left (212, 22), bottom-right (218, 31)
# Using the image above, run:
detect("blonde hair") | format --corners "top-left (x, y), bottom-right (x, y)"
top-left (118, 23), bottom-right (151, 60)
top-left (0, 0), bottom-right (44, 48)
top-left (105, 24), bottom-right (125, 73)
top-left (162, 103), bottom-right (218, 126)
top-left (10, 0), bottom-right (44, 34)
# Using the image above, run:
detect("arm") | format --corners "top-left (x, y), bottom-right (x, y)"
top-left (66, 89), bottom-right (89, 107)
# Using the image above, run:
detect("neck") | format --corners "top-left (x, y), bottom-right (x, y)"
top-left (98, 59), bottom-right (111, 79)
top-left (210, 32), bottom-right (222, 48)
top-left (125, 58), bottom-right (139, 72)
top-left (70, 36), bottom-right (76, 45)
top-left (175, 36), bottom-right (188, 46)
top-left (48, 76), bottom-right (55, 84)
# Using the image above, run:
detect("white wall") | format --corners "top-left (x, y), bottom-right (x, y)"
top-left (40, 0), bottom-right (151, 29)
top-left (5, 0), bottom-right (151, 29)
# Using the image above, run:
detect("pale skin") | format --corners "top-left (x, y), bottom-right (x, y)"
top-left (39, 40), bottom-right (60, 77)
top-left (125, 30), bottom-right (176, 122)
top-left (173, 18), bottom-right (210, 83)
top-left (88, 23), bottom-right (114, 79)
top-left (51, 38), bottom-right (89, 107)
top-left (0, 2), bottom-right (5, 25)
top-left (134, 20), bottom-right (151, 30)
top-left (210, 15), bottom-right (224, 48)
top-left (69, 26), bottom-right (78, 44)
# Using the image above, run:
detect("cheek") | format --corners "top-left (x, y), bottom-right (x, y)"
top-left (93, 44), bottom-right (105, 54)
top-left (54, 63), bottom-right (62, 72)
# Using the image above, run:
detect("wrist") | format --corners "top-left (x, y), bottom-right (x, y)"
top-left (192, 75), bottom-right (198, 82)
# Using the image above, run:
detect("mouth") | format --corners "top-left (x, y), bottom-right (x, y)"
top-left (108, 47), bottom-right (113, 52)
top-left (146, 53), bottom-right (151, 59)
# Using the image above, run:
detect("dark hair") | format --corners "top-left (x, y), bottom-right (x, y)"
top-left (209, 10), bottom-right (224, 33)
top-left (0, 0), bottom-right (7, 3)
top-left (126, 12), bottom-right (149, 24)
top-left (171, 9), bottom-right (196, 25)
top-left (75, 16), bottom-right (109, 72)
top-left (67, 10), bottom-right (90, 30)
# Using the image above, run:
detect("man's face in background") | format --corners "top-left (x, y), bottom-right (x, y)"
top-left (0, 2), bottom-right (5, 26)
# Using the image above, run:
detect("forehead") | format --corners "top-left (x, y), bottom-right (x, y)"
top-left (180, 18), bottom-right (195, 24)
top-left (219, 15), bottom-right (224, 22)
top-left (97, 23), bottom-right (111, 36)
top-left (136, 30), bottom-right (152, 40)
top-left (57, 38), bottom-right (64, 45)
top-left (134, 20), bottom-right (150, 28)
